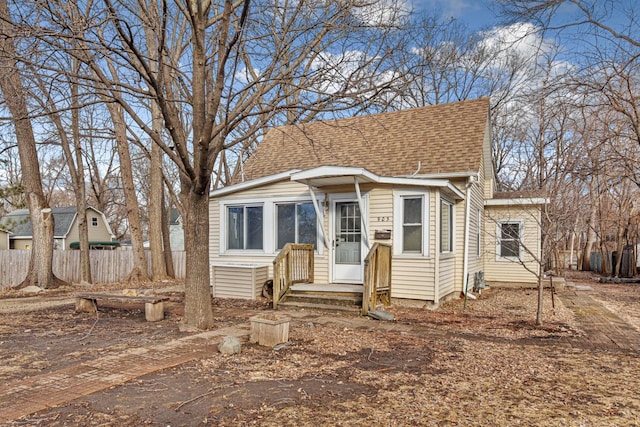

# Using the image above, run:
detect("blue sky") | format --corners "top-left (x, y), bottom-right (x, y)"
top-left (413, 0), bottom-right (499, 30)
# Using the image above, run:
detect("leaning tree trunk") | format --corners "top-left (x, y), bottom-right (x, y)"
top-left (107, 102), bottom-right (149, 282)
top-left (181, 189), bottom-right (214, 329)
top-left (581, 206), bottom-right (597, 271)
top-left (161, 192), bottom-right (175, 278)
top-left (0, 0), bottom-right (64, 289)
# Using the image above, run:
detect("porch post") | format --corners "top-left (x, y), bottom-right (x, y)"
top-left (308, 185), bottom-right (330, 249)
top-left (354, 177), bottom-right (370, 249)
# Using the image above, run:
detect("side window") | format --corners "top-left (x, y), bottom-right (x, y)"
top-left (498, 221), bottom-right (521, 259)
top-left (276, 202), bottom-right (317, 249)
top-left (227, 205), bottom-right (263, 250)
top-left (440, 199), bottom-right (453, 253)
top-left (91, 217), bottom-right (98, 227)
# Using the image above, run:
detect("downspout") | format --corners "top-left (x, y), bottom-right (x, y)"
top-left (462, 176), bottom-right (477, 297)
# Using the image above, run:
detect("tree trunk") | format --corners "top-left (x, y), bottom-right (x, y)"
top-left (72, 79), bottom-right (92, 283)
top-left (144, 3), bottom-right (168, 281)
top-left (161, 191), bottom-right (175, 278)
top-left (148, 110), bottom-right (168, 280)
top-left (581, 206), bottom-right (597, 271)
top-left (0, 0), bottom-right (63, 289)
top-left (536, 275), bottom-right (543, 326)
top-left (181, 189), bottom-right (213, 329)
top-left (107, 102), bottom-right (149, 282)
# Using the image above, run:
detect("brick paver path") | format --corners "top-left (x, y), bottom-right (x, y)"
top-left (558, 289), bottom-right (640, 352)
top-left (0, 324), bottom-right (249, 424)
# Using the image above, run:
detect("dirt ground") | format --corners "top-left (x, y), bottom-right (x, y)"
top-left (1, 273), bottom-right (639, 426)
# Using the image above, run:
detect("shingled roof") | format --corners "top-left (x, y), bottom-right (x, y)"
top-left (0, 207), bottom-right (78, 238)
top-left (240, 98), bottom-right (490, 182)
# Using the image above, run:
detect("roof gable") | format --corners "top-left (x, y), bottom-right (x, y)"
top-left (0, 206), bottom-right (78, 238)
top-left (240, 98), bottom-right (490, 182)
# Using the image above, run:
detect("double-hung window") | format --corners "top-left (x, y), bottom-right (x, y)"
top-left (498, 221), bottom-right (522, 260)
top-left (402, 197), bottom-right (423, 253)
top-left (276, 202), bottom-right (317, 249)
top-left (393, 191), bottom-right (429, 256)
top-left (227, 205), bottom-right (263, 250)
top-left (440, 199), bottom-right (453, 253)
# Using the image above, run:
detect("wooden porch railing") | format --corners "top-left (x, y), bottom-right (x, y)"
top-left (272, 243), bottom-right (314, 309)
top-left (361, 243), bottom-right (392, 315)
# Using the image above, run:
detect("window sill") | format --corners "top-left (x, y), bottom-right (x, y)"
top-left (495, 256), bottom-right (522, 262)
top-left (394, 254), bottom-right (432, 260)
top-left (221, 250), bottom-right (270, 257)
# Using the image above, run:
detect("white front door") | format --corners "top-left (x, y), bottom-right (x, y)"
top-left (332, 200), bottom-right (363, 283)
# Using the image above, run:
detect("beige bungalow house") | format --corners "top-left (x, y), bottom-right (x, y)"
top-left (208, 98), bottom-right (546, 309)
top-left (0, 206), bottom-right (115, 250)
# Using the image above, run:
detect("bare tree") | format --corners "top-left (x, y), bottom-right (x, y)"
top-left (18, 0), bottom-right (404, 328)
top-left (0, 0), bottom-right (64, 288)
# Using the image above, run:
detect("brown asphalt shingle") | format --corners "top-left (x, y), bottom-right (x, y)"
top-left (241, 98), bottom-right (490, 181)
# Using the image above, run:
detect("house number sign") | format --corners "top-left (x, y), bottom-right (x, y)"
top-left (376, 216), bottom-right (391, 222)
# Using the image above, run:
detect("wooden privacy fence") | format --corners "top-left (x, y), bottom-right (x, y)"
top-left (0, 250), bottom-right (186, 289)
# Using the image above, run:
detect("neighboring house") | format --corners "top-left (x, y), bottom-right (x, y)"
top-left (0, 228), bottom-right (9, 250)
top-left (169, 208), bottom-right (185, 251)
top-left (0, 206), bottom-right (115, 250)
top-left (209, 98), bottom-right (546, 305)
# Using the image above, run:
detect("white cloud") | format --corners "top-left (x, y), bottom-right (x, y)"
top-left (351, 0), bottom-right (412, 27)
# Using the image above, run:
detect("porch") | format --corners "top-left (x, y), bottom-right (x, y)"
top-left (273, 243), bottom-right (392, 315)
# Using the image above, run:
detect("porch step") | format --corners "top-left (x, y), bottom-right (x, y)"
top-left (278, 292), bottom-right (362, 313)
top-left (277, 300), bottom-right (361, 313)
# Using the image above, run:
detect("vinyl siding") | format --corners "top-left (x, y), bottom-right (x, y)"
top-left (466, 177), bottom-right (485, 290)
top-left (392, 258), bottom-right (436, 300)
top-left (482, 118), bottom-right (494, 200)
top-left (211, 263), bottom-right (268, 299)
top-left (439, 256), bottom-right (455, 298)
top-left (483, 205), bottom-right (541, 284)
top-left (368, 187), bottom-right (393, 246)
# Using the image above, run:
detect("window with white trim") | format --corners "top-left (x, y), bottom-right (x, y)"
top-left (440, 199), bottom-right (453, 253)
top-left (393, 191), bottom-right (429, 256)
top-left (227, 205), bottom-right (263, 250)
top-left (497, 221), bottom-right (522, 259)
top-left (276, 202), bottom-right (317, 249)
top-left (91, 217), bottom-right (98, 227)
top-left (402, 197), bottom-right (423, 252)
